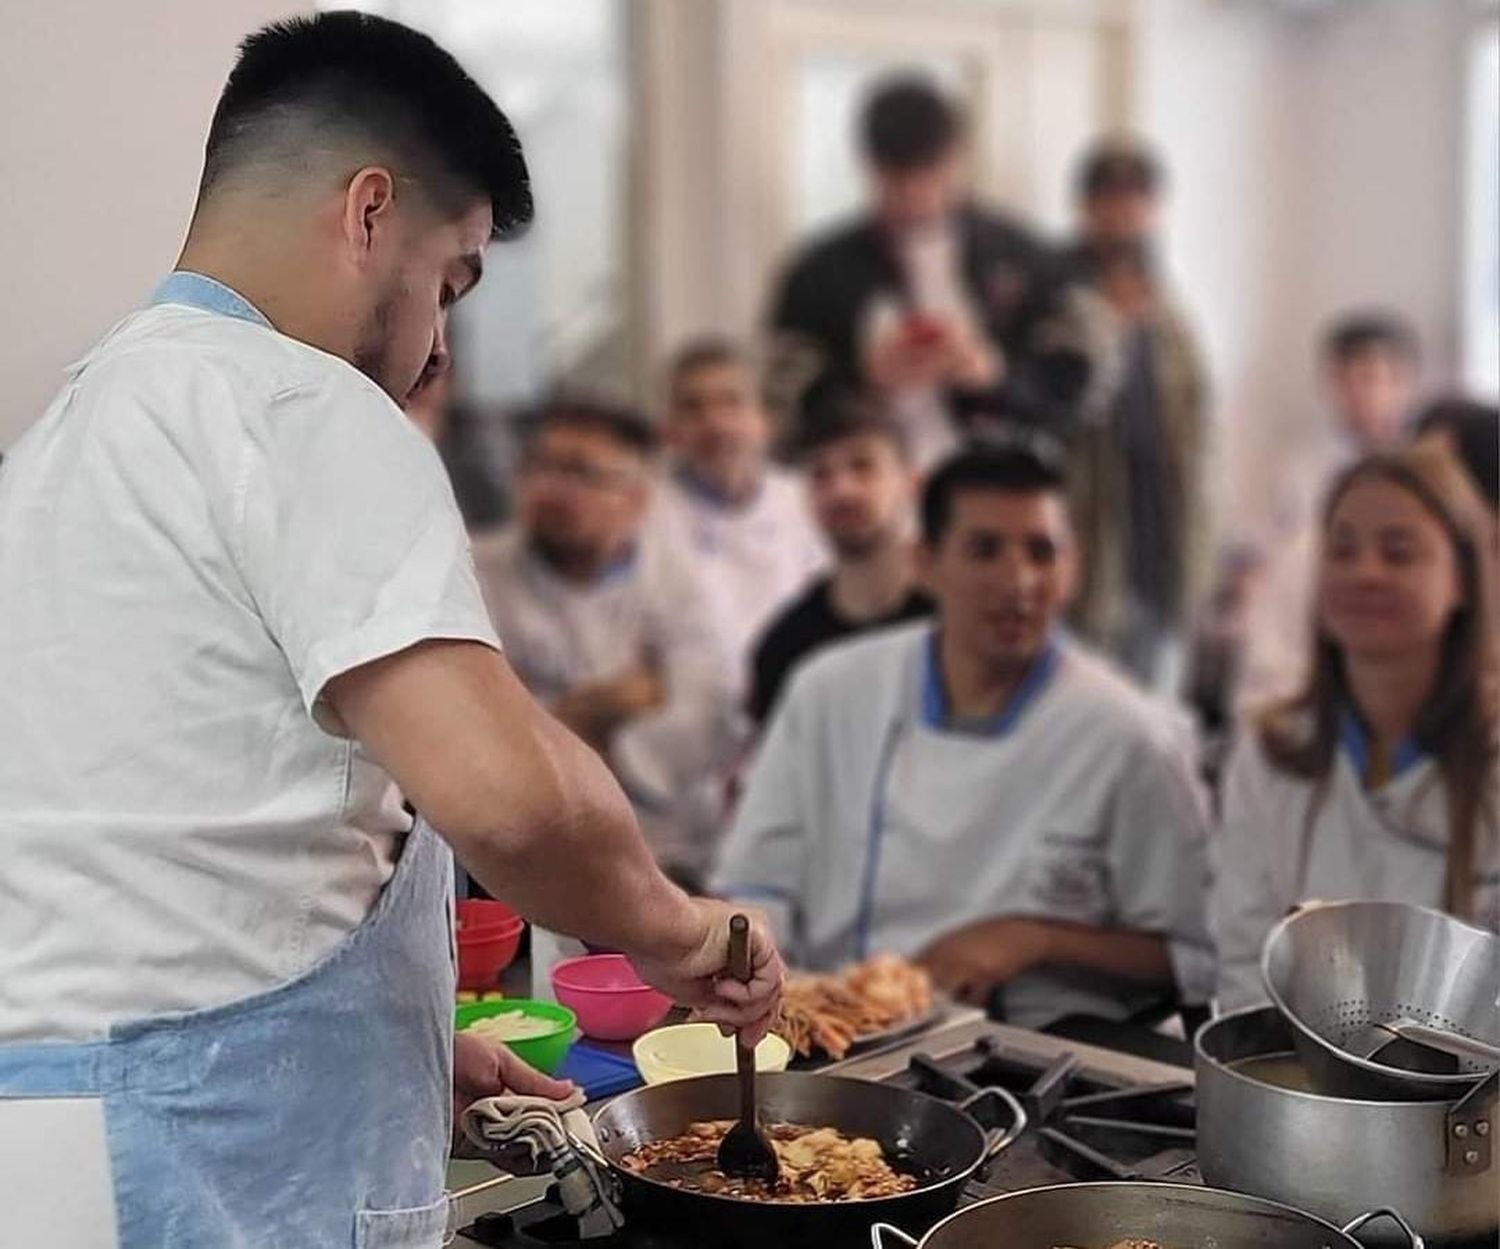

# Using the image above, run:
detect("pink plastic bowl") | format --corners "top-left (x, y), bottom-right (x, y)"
top-left (550, 954), bottom-right (673, 1041)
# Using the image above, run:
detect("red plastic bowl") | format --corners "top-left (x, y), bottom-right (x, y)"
top-left (550, 954), bottom-right (673, 1041)
top-left (456, 898), bottom-right (520, 932)
top-left (457, 917), bottom-right (524, 991)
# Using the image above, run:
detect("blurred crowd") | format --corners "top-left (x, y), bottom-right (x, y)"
top-left (417, 77), bottom-right (1499, 1027)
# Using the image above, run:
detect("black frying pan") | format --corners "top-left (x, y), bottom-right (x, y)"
top-left (585, 1071), bottom-right (1026, 1249)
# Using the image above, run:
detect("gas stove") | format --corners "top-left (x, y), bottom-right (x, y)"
top-left (449, 1011), bottom-right (1200, 1248)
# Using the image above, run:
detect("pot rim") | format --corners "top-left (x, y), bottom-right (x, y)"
top-left (899, 1180), bottom-right (1363, 1248)
top-left (1194, 1005), bottom-right (1456, 1109)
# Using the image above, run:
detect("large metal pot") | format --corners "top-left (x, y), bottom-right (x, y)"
top-left (588, 1070), bottom-right (1025, 1249)
top-left (1196, 1006), bottom-right (1497, 1246)
top-left (870, 1182), bottom-right (1423, 1248)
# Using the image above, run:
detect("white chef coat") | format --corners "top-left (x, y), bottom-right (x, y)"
top-left (0, 274), bottom-right (500, 1249)
top-left (712, 622), bottom-right (1215, 1028)
top-left (471, 525), bottom-right (740, 877)
top-left (0, 283), bottom-right (499, 1044)
top-left (647, 465), bottom-right (826, 698)
top-left (1211, 722), bottom-right (1500, 1012)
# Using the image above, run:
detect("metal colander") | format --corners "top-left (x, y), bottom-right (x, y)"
top-left (1261, 900), bottom-right (1500, 1100)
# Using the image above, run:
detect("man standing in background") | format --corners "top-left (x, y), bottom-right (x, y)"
top-left (1062, 139), bottom-right (1212, 693)
top-left (650, 338), bottom-right (827, 703)
top-left (1238, 311), bottom-right (1422, 709)
top-left (767, 76), bottom-right (1093, 469)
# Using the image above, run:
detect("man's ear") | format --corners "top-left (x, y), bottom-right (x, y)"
top-left (340, 166), bottom-right (399, 261)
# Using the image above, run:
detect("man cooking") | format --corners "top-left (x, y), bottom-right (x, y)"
top-left (713, 444), bottom-right (1213, 1030)
top-left (0, 14), bottom-right (781, 1249)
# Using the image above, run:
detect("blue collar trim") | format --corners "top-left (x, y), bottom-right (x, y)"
top-left (150, 271), bottom-right (271, 328)
top-left (674, 464), bottom-right (765, 512)
top-left (1339, 709), bottom-right (1424, 783)
top-left (919, 628), bottom-right (1061, 736)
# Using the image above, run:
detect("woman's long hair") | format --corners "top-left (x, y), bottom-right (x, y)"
top-left (1258, 443), bottom-right (1499, 917)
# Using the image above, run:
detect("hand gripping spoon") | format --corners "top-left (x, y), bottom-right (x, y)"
top-left (714, 914), bottom-right (781, 1186)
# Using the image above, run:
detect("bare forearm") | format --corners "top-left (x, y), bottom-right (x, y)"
top-left (1039, 921), bottom-right (1173, 985)
top-left (453, 714), bottom-right (698, 958)
top-left (328, 641), bottom-right (699, 962)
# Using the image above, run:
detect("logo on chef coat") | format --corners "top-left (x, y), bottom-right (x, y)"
top-left (1030, 834), bottom-right (1106, 918)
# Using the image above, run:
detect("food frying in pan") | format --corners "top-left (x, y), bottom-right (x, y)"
top-left (619, 1120), bottom-right (918, 1202)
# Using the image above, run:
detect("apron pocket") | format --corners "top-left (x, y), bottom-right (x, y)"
top-left (355, 1195), bottom-right (453, 1249)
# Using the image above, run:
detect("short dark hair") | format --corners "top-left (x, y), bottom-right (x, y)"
top-left (920, 445), bottom-right (1067, 545)
top-left (202, 12), bottom-right (532, 238)
top-left (1416, 396), bottom-right (1499, 508)
top-left (861, 77), bottom-right (962, 171)
top-left (795, 392), bottom-right (909, 461)
top-left (667, 336), bottom-right (755, 393)
top-left (1322, 311), bottom-right (1420, 368)
top-left (1076, 139), bottom-right (1163, 200)
top-left (524, 396), bottom-right (658, 459)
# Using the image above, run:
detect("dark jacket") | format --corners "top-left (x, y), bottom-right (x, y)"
top-left (767, 204), bottom-right (1093, 440)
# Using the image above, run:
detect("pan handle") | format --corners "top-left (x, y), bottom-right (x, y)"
top-left (869, 1224), bottom-right (920, 1248)
top-left (1339, 1208), bottom-right (1425, 1248)
top-left (957, 1086), bottom-right (1029, 1175)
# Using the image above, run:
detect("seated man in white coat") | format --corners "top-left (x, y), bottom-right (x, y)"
top-left (473, 398), bottom-right (739, 885)
top-left (650, 338), bottom-right (828, 699)
top-left (713, 444), bottom-right (1214, 1027)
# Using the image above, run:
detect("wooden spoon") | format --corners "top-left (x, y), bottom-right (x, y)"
top-left (714, 914), bottom-right (780, 1184)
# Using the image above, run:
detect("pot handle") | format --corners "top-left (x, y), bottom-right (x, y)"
top-left (1339, 1208), bottom-right (1425, 1249)
top-left (958, 1086), bottom-right (1029, 1173)
top-left (1445, 1069), bottom-right (1497, 1176)
top-left (869, 1224), bottom-right (920, 1248)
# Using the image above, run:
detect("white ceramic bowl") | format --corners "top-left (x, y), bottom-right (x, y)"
top-left (632, 1022), bottom-right (792, 1085)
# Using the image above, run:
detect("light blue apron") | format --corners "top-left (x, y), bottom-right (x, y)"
top-left (0, 274), bottom-right (459, 1248)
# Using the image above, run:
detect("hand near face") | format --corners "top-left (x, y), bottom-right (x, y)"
top-left (867, 314), bottom-right (1002, 392)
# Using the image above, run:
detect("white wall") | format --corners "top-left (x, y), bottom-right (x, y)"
top-left (1134, 0), bottom-right (1477, 537)
top-left (0, 0), bottom-right (295, 449)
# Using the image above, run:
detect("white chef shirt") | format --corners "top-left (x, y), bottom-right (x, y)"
top-left (471, 525), bottom-right (740, 877)
top-left (0, 282), bottom-right (499, 1043)
top-left (712, 623), bottom-right (1215, 1028)
top-left (1211, 723), bottom-right (1500, 1012)
top-left (647, 465), bottom-right (826, 698)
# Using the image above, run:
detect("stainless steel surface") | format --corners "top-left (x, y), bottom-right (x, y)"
top-left (1351, 1018), bottom-right (1500, 1069)
top-left (831, 1009), bottom-right (1192, 1088)
top-left (1262, 900), bottom-right (1500, 1100)
top-left (869, 1183), bottom-right (1426, 1249)
top-left (1196, 1006), bottom-right (1497, 1246)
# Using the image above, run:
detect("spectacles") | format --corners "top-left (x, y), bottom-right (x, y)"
top-left (522, 453), bottom-right (641, 493)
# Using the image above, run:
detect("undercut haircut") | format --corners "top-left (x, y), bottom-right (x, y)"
top-left (200, 11), bottom-right (532, 238)
top-left (920, 445), bottom-right (1067, 546)
top-left (861, 76), bottom-right (962, 171)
